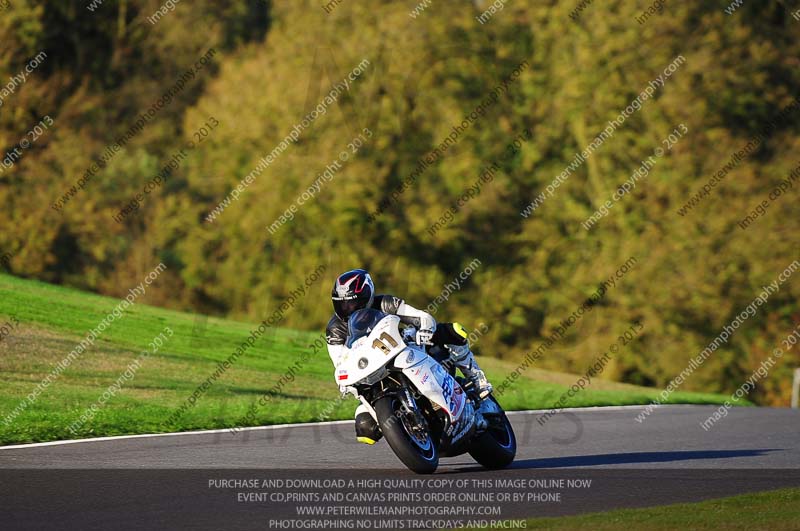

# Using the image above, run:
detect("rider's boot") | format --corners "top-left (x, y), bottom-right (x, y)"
top-left (354, 404), bottom-right (382, 445)
top-left (446, 344), bottom-right (493, 399)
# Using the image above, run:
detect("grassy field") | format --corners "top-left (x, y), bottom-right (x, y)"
top-left (482, 488), bottom-right (800, 531)
top-left (0, 273), bottom-right (737, 445)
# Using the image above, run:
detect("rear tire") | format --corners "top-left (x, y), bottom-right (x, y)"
top-left (374, 395), bottom-right (439, 474)
top-left (469, 397), bottom-right (516, 469)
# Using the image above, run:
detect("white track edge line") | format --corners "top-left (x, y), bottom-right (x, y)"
top-left (0, 420), bottom-right (354, 450)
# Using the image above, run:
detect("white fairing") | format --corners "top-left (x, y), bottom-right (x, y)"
top-left (335, 315), bottom-right (406, 387)
top-left (335, 314), bottom-right (466, 424)
top-left (396, 350), bottom-right (466, 424)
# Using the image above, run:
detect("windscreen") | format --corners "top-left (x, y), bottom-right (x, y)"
top-left (346, 308), bottom-right (386, 348)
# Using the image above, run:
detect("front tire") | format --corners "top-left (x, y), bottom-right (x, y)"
top-left (374, 395), bottom-right (439, 474)
top-left (469, 396), bottom-right (516, 469)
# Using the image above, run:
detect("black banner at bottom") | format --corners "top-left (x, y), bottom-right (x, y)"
top-left (2, 468), bottom-right (800, 530)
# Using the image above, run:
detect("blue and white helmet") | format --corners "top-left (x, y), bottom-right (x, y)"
top-left (331, 269), bottom-right (375, 319)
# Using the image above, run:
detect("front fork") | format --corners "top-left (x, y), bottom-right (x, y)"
top-left (359, 379), bottom-right (429, 431)
top-left (358, 394), bottom-right (379, 424)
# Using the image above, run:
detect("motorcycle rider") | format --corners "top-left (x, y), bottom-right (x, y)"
top-left (325, 268), bottom-right (493, 445)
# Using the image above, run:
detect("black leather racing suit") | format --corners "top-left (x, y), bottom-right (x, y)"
top-left (324, 294), bottom-right (467, 352)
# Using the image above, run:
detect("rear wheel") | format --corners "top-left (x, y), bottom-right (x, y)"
top-left (374, 395), bottom-right (439, 474)
top-left (469, 396), bottom-right (516, 469)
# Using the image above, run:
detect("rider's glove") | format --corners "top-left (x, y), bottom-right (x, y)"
top-left (415, 328), bottom-right (435, 346)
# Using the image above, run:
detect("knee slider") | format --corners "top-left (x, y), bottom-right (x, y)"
top-left (355, 408), bottom-right (382, 443)
top-left (443, 322), bottom-right (469, 346)
top-left (453, 322), bottom-right (469, 339)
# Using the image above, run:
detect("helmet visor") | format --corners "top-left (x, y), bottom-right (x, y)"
top-left (333, 298), bottom-right (364, 319)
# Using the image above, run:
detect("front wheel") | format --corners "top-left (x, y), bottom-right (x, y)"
top-left (374, 395), bottom-right (439, 474)
top-left (469, 396), bottom-right (516, 469)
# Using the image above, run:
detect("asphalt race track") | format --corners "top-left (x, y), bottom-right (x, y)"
top-left (2, 405), bottom-right (800, 530)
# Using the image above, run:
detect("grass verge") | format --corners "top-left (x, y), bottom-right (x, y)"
top-left (0, 273), bottom-right (737, 445)
top-left (467, 487), bottom-right (800, 530)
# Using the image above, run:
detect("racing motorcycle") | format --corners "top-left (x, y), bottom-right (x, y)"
top-left (335, 308), bottom-right (516, 474)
